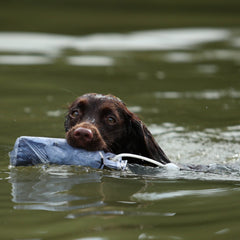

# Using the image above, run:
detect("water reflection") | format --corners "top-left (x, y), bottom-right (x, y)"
top-left (66, 55), bottom-right (114, 66)
top-left (163, 52), bottom-right (194, 63)
top-left (9, 159), bottom-right (240, 213)
top-left (0, 55), bottom-right (52, 65)
top-left (153, 89), bottom-right (240, 100)
top-left (132, 188), bottom-right (231, 201)
top-left (10, 167), bottom-right (104, 211)
top-left (0, 28), bottom-right (229, 54)
top-left (162, 50), bottom-right (240, 63)
top-left (196, 64), bottom-right (218, 74)
top-left (9, 166), bottom-right (146, 212)
top-left (0, 28), bottom-right (240, 70)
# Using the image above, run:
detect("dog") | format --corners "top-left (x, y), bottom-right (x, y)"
top-left (64, 93), bottom-right (170, 165)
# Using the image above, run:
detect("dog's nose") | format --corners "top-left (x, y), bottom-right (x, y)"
top-left (73, 127), bottom-right (93, 142)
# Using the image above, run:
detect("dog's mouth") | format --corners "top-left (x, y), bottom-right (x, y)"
top-left (65, 123), bottom-right (107, 151)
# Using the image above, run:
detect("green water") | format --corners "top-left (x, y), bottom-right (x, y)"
top-left (1, 1), bottom-right (240, 239)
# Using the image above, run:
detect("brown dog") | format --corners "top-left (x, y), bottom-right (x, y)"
top-left (64, 93), bottom-right (170, 165)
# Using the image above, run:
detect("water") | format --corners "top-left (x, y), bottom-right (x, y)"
top-left (1, 2), bottom-right (240, 239)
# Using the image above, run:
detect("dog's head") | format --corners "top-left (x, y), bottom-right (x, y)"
top-left (64, 93), bottom-right (170, 164)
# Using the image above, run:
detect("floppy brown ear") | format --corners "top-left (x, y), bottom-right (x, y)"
top-left (127, 118), bottom-right (170, 165)
top-left (139, 122), bottom-right (170, 164)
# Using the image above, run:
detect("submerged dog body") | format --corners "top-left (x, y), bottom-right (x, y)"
top-left (64, 93), bottom-right (170, 165)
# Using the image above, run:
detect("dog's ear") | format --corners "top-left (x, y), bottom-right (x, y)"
top-left (127, 118), bottom-right (170, 165)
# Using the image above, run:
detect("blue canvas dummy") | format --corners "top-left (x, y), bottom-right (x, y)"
top-left (9, 136), bottom-right (128, 170)
top-left (9, 136), bottom-right (180, 172)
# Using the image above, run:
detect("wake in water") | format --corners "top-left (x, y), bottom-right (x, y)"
top-left (127, 162), bottom-right (240, 181)
top-left (126, 123), bottom-right (240, 181)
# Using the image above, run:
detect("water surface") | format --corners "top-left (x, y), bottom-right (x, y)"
top-left (1, 26), bottom-right (240, 240)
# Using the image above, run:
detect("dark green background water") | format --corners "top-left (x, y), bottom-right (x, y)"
top-left (1, 1), bottom-right (240, 240)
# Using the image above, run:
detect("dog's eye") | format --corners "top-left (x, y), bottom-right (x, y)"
top-left (70, 110), bottom-right (80, 118)
top-left (107, 116), bottom-right (116, 125)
